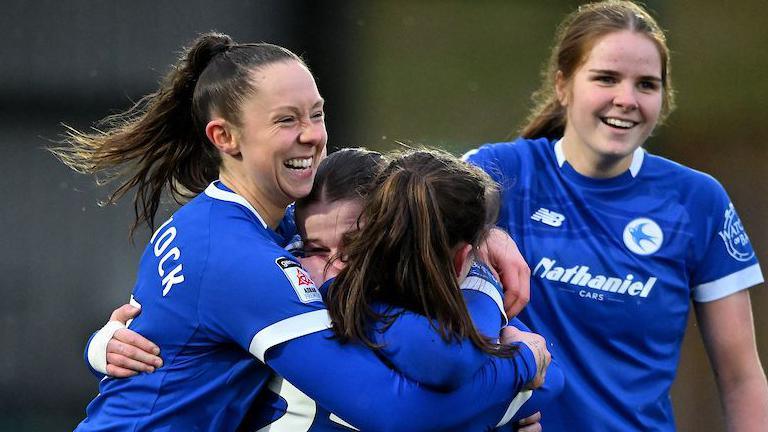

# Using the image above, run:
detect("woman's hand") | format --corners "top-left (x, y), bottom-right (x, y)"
top-left (476, 228), bottom-right (531, 317)
top-left (103, 304), bottom-right (163, 377)
top-left (515, 411), bottom-right (542, 432)
top-left (502, 326), bottom-right (550, 390)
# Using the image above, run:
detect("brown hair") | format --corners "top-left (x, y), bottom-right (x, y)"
top-left (296, 147), bottom-right (385, 210)
top-left (325, 149), bottom-right (513, 357)
top-left (50, 32), bottom-right (305, 236)
top-left (295, 148), bottom-right (385, 274)
top-left (520, 0), bottom-right (675, 140)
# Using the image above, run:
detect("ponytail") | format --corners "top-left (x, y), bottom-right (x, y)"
top-left (326, 149), bottom-right (514, 357)
top-left (51, 32), bottom-right (303, 236)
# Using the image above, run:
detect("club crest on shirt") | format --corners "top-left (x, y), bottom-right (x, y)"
top-left (718, 203), bottom-right (754, 262)
top-left (623, 218), bottom-right (663, 255)
top-left (275, 257), bottom-right (322, 304)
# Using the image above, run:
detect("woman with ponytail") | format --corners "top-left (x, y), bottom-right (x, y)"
top-left (59, 33), bottom-right (547, 431)
top-left (465, 1), bottom-right (768, 430)
top-left (327, 149), bottom-right (526, 357)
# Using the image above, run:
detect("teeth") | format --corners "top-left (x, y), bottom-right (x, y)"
top-left (285, 157), bottom-right (312, 169)
top-left (603, 118), bottom-right (635, 129)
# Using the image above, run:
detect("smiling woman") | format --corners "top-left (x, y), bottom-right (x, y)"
top-left (210, 61), bottom-right (328, 226)
top-left (52, 32), bottom-right (549, 431)
top-left (206, 60), bottom-right (327, 227)
top-left (464, 1), bottom-right (768, 431)
top-left (557, 30), bottom-right (663, 177)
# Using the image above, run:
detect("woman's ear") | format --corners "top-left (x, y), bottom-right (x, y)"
top-left (453, 243), bottom-right (474, 281)
top-left (205, 118), bottom-right (240, 156)
top-left (555, 70), bottom-right (569, 107)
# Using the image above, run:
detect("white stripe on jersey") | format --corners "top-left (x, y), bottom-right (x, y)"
top-left (257, 377), bottom-right (316, 432)
top-left (249, 309), bottom-right (332, 362)
top-left (495, 390), bottom-right (533, 428)
top-left (461, 276), bottom-right (508, 326)
top-left (693, 263), bottom-right (764, 302)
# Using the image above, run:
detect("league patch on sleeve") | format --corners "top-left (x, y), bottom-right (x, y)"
top-left (718, 203), bottom-right (755, 262)
top-left (275, 257), bottom-right (322, 304)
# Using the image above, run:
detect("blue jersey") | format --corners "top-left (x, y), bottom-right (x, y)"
top-left (466, 138), bottom-right (763, 431)
top-left (243, 261), bottom-right (554, 431)
top-left (78, 182), bottom-right (328, 431)
top-left (78, 182), bottom-right (540, 432)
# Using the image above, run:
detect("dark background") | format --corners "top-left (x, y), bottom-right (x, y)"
top-left (1, 1), bottom-right (765, 430)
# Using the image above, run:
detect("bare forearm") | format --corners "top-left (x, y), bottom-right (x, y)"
top-left (696, 291), bottom-right (768, 432)
top-left (719, 372), bottom-right (768, 432)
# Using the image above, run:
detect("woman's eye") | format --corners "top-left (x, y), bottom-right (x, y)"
top-left (638, 80), bottom-right (659, 91)
top-left (312, 111), bottom-right (325, 120)
top-left (594, 75), bottom-right (616, 84)
top-left (303, 247), bottom-right (329, 257)
top-left (277, 117), bottom-right (296, 124)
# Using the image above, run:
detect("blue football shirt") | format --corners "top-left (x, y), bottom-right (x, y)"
top-left (467, 137), bottom-right (763, 431)
top-left (77, 182), bottom-right (328, 431)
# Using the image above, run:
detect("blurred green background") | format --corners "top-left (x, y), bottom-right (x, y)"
top-left (1, 1), bottom-right (765, 430)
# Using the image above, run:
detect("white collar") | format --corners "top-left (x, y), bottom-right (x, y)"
top-left (554, 139), bottom-right (644, 177)
top-left (203, 181), bottom-right (268, 229)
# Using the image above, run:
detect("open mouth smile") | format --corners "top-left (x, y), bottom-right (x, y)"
top-left (601, 117), bottom-right (637, 129)
top-left (284, 157), bottom-right (313, 169)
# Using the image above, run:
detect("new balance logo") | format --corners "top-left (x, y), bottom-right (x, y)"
top-left (531, 208), bottom-right (565, 227)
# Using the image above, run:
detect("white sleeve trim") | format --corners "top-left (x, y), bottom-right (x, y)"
top-left (693, 263), bottom-right (764, 302)
top-left (87, 321), bottom-right (127, 375)
top-left (495, 389), bottom-right (533, 427)
top-left (461, 276), bottom-right (508, 326)
top-left (249, 309), bottom-right (332, 362)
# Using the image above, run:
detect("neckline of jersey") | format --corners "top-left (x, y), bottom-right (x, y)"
top-left (203, 181), bottom-right (269, 229)
top-left (552, 139), bottom-right (644, 189)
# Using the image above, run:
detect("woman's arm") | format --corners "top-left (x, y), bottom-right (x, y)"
top-left (370, 291), bottom-right (503, 390)
top-left (236, 255), bottom-right (547, 431)
top-left (266, 326), bottom-right (544, 432)
top-left (695, 289), bottom-right (768, 432)
top-left (85, 261), bottom-right (505, 385)
top-left (370, 261), bottom-right (507, 389)
top-left (88, 262), bottom-right (526, 396)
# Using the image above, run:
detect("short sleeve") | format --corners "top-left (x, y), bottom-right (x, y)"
top-left (690, 181), bottom-right (763, 302)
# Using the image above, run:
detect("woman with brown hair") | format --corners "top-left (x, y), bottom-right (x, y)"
top-left (466, 1), bottom-right (768, 430)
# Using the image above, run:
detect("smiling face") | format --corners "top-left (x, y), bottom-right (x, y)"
top-left (557, 30), bottom-right (663, 177)
top-left (235, 60), bottom-right (327, 211)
